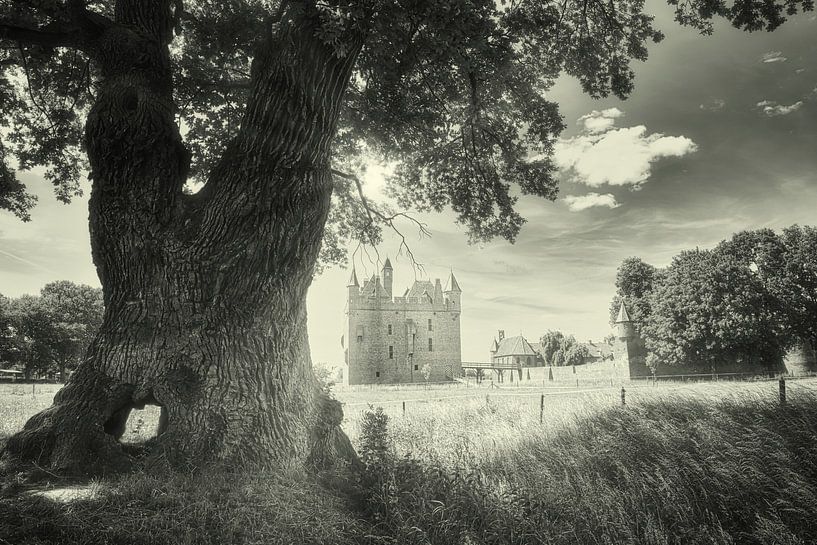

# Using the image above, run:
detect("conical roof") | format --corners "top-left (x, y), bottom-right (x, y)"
top-left (383, 257), bottom-right (392, 269)
top-left (347, 267), bottom-right (359, 287)
top-left (445, 271), bottom-right (462, 292)
top-left (615, 301), bottom-right (631, 323)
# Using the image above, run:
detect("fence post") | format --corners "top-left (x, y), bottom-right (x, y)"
top-left (576, 378), bottom-right (579, 389)
top-left (540, 394), bottom-right (544, 424)
top-left (32, 383), bottom-right (35, 396)
top-left (621, 387), bottom-right (626, 406)
top-left (779, 378), bottom-right (786, 405)
top-left (402, 401), bottom-right (406, 416)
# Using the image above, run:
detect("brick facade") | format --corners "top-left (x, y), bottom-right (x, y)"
top-left (343, 260), bottom-right (463, 384)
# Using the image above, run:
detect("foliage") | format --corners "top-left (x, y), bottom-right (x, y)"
top-left (610, 227), bottom-right (817, 371)
top-left (2, 0), bottom-right (812, 264)
top-left (608, 256), bottom-right (659, 332)
top-left (644, 249), bottom-right (789, 371)
top-left (538, 330), bottom-right (587, 366)
top-left (0, 281), bottom-right (103, 378)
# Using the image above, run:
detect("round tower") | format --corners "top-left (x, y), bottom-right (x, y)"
top-left (444, 270), bottom-right (462, 308)
top-left (615, 301), bottom-right (635, 339)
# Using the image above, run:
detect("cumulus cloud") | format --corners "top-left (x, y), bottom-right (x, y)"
top-left (563, 193), bottom-right (620, 212)
top-left (699, 98), bottom-right (726, 111)
top-left (554, 113), bottom-right (698, 188)
top-left (760, 51), bottom-right (787, 63)
top-left (756, 100), bottom-right (804, 116)
top-left (576, 108), bottom-right (625, 133)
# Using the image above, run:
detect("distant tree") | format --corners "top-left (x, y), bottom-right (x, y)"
top-left (643, 249), bottom-right (788, 372)
top-left (603, 333), bottom-right (616, 345)
top-left (609, 257), bottom-right (659, 332)
top-left (539, 330), bottom-right (566, 365)
top-left (421, 363), bottom-right (432, 383)
top-left (37, 281), bottom-right (104, 381)
top-left (563, 343), bottom-right (590, 367)
top-left (0, 283), bottom-right (103, 380)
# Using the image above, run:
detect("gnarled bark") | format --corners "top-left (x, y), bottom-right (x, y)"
top-left (2, 1), bottom-right (361, 475)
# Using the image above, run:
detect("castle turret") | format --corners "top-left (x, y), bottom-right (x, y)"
top-left (382, 258), bottom-right (393, 298)
top-left (444, 270), bottom-right (462, 307)
top-left (615, 301), bottom-right (635, 340)
top-left (434, 278), bottom-right (444, 307)
top-left (347, 266), bottom-right (359, 301)
top-left (613, 300), bottom-right (649, 378)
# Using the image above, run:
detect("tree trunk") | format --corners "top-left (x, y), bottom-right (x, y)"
top-left (2, 2), bottom-right (360, 475)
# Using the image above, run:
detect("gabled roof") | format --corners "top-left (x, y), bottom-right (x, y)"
top-left (615, 301), bottom-right (631, 323)
top-left (444, 271), bottom-right (462, 293)
top-left (494, 335), bottom-right (538, 358)
top-left (406, 280), bottom-right (435, 299)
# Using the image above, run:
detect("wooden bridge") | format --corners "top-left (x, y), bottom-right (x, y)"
top-left (460, 361), bottom-right (523, 383)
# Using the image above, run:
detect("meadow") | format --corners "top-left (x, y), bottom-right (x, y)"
top-left (3, 375), bottom-right (817, 544)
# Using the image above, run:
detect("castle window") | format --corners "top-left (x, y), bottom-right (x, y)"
top-left (356, 325), bottom-right (364, 343)
top-left (375, 371), bottom-right (380, 378)
top-left (428, 319), bottom-right (432, 331)
top-left (388, 346), bottom-right (394, 359)
top-left (387, 324), bottom-right (392, 335)
top-left (414, 364), bottom-right (418, 371)
top-left (428, 338), bottom-right (433, 351)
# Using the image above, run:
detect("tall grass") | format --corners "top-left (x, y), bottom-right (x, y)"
top-left (355, 389), bottom-right (817, 544)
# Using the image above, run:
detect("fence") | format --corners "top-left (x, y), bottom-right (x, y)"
top-left (339, 374), bottom-right (817, 420)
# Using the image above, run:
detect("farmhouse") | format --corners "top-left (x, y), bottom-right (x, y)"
top-left (490, 331), bottom-right (543, 367)
top-left (342, 260), bottom-right (463, 384)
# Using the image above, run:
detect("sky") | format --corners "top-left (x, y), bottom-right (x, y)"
top-left (1, 2), bottom-right (817, 364)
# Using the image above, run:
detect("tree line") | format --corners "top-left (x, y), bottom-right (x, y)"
top-left (0, 281), bottom-right (103, 380)
top-left (537, 331), bottom-right (594, 367)
top-left (610, 226), bottom-right (817, 372)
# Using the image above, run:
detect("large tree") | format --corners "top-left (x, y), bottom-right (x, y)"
top-left (0, 0), bottom-right (811, 474)
top-left (643, 249), bottom-right (789, 372)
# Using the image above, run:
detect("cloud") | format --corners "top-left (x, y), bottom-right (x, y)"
top-left (699, 98), bottom-right (725, 111)
top-left (756, 100), bottom-right (804, 116)
top-left (795, 68), bottom-right (806, 74)
top-left (563, 193), bottom-right (620, 211)
top-left (554, 114), bottom-right (698, 188)
top-left (576, 108), bottom-right (625, 133)
top-left (760, 51), bottom-right (787, 63)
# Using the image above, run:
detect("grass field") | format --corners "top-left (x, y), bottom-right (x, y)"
top-left (3, 377), bottom-right (817, 544)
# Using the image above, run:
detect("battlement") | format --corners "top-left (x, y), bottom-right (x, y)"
top-left (344, 265), bottom-right (463, 385)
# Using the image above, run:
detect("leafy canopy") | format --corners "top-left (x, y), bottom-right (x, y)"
top-left (1, 0), bottom-right (812, 257)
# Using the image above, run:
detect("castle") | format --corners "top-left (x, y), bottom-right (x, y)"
top-left (342, 259), bottom-right (463, 384)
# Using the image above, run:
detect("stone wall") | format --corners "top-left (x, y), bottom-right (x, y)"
top-left (345, 284), bottom-right (461, 384)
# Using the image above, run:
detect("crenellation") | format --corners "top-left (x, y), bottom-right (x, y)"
top-left (343, 264), bottom-right (463, 384)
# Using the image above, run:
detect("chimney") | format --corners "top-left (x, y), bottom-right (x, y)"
top-left (498, 330), bottom-right (505, 341)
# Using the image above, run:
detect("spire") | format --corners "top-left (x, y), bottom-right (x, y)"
top-left (383, 256), bottom-right (392, 270)
top-left (444, 270), bottom-right (462, 292)
top-left (347, 267), bottom-right (359, 287)
top-left (615, 301), bottom-right (631, 323)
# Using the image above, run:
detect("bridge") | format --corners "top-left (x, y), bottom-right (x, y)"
top-left (460, 361), bottom-right (523, 383)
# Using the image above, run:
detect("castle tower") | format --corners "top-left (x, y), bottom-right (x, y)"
top-left (613, 301), bottom-right (649, 378)
top-left (444, 271), bottom-right (462, 307)
top-left (382, 258), bottom-right (393, 298)
top-left (615, 301), bottom-right (634, 340)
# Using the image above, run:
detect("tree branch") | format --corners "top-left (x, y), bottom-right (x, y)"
top-left (0, 22), bottom-right (82, 49)
top-left (331, 168), bottom-right (430, 272)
